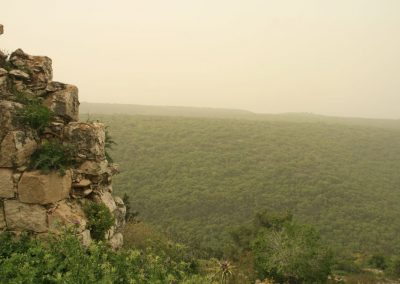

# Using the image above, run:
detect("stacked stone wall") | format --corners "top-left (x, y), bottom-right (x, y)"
top-left (0, 28), bottom-right (125, 249)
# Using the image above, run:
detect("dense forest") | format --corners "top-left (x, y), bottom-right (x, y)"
top-left (80, 105), bottom-right (400, 263)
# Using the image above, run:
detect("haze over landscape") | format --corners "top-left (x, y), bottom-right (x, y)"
top-left (3, 1), bottom-right (400, 283)
top-left (1, 0), bottom-right (400, 118)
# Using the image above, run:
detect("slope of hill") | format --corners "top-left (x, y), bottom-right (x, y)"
top-left (81, 113), bottom-right (400, 258)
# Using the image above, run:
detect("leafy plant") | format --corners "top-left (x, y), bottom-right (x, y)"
top-left (210, 260), bottom-right (234, 284)
top-left (30, 140), bottom-right (75, 175)
top-left (0, 230), bottom-right (208, 283)
top-left (15, 102), bottom-right (53, 133)
top-left (252, 221), bottom-right (333, 284)
top-left (368, 254), bottom-right (387, 270)
top-left (84, 202), bottom-right (115, 241)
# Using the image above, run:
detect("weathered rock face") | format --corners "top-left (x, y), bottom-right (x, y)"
top-left (0, 68), bottom-right (8, 94)
top-left (48, 200), bottom-right (87, 232)
top-left (0, 101), bottom-right (23, 140)
top-left (44, 84), bottom-right (79, 122)
top-left (4, 200), bottom-right (47, 232)
top-left (18, 170), bottom-right (71, 204)
top-left (0, 168), bottom-right (15, 198)
top-left (9, 49), bottom-right (52, 92)
top-left (0, 131), bottom-right (37, 167)
top-left (64, 122), bottom-right (105, 160)
top-left (0, 34), bottom-right (126, 249)
top-left (109, 233), bottom-right (124, 250)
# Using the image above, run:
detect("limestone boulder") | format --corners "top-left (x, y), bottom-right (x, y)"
top-left (9, 49), bottom-right (52, 91)
top-left (77, 160), bottom-right (109, 176)
top-left (109, 233), bottom-right (123, 250)
top-left (9, 69), bottom-right (30, 80)
top-left (0, 101), bottom-right (23, 140)
top-left (4, 200), bottom-right (47, 232)
top-left (0, 168), bottom-right (15, 198)
top-left (44, 84), bottom-right (79, 122)
top-left (80, 229), bottom-right (92, 247)
top-left (114, 196), bottom-right (126, 228)
top-left (18, 170), bottom-right (71, 204)
top-left (0, 130), bottom-right (37, 167)
top-left (0, 68), bottom-right (8, 94)
top-left (48, 200), bottom-right (87, 232)
top-left (64, 122), bottom-right (105, 161)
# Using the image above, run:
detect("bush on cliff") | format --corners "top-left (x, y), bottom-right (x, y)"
top-left (15, 101), bottom-right (53, 133)
top-left (83, 201), bottom-right (115, 241)
top-left (29, 140), bottom-right (75, 174)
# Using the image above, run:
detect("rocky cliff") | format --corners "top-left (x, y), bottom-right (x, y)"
top-left (0, 27), bottom-right (126, 249)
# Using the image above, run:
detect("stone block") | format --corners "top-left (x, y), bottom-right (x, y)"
top-left (44, 84), bottom-right (79, 122)
top-left (0, 168), bottom-right (15, 198)
top-left (109, 233), bottom-right (123, 250)
top-left (77, 160), bottom-right (109, 176)
top-left (48, 200), bottom-right (87, 232)
top-left (9, 49), bottom-right (52, 90)
top-left (80, 229), bottom-right (92, 247)
top-left (113, 196), bottom-right (126, 228)
top-left (0, 101), bottom-right (23, 140)
top-left (64, 122), bottom-right (105, 160)
top-left (0, 130), bottom-right (37, 167)
top-left (18, 170), bottom-right (71, 205)
top-left (4, 200), bottom-right (47, 232)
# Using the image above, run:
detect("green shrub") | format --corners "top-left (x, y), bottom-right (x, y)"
top-left (84, 202), bottom-right (115, 241)
top-left (15, 102), bottom-right (53, 132)
top-left (30, 140), bottom-right (75, 174)
top-left (0, 230), bottom-right (207, 283)
top-left (368, 254), bottom-right (387, 270)
top-left (252, 222), bottom-right (333, 284)
top-left (387, 256), bottom-right (400, 278)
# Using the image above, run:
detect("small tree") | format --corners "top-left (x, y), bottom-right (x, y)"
top-left (368, 254), bottom-right (387, 270)
top-left (252, 222), bottom-right (333, 284)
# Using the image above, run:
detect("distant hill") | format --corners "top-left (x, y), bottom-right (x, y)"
top-left (80, 102), bottom-right (254, 119)
top-left (81, 102), bottom-right (400, 131)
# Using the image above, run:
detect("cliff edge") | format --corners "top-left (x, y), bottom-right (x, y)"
top-left (0, 26), bottom-right (126, 249)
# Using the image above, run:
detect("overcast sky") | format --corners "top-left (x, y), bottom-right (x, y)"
top-left (1, 0), bottom-right (400, 118)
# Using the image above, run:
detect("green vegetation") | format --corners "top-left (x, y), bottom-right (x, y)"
top-left (15, 98), bottom-right (53, 132)
top-left (79, 113), bottom-right (400, 263)
top-left (83, 202), bottom-right (115, 241)
top-left (252, 222), bottom-right (333, 283)
top-left (0, 231), bottom-right (208, 283)
top-left (30, 140), bottom-right (75, 174)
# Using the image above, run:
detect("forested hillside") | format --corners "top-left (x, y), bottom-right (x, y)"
top-left (81, 112), bottom-right (400, 258)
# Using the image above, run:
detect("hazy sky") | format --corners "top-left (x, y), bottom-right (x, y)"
top-left (1, 0), bottom-right (400, 118)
